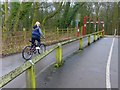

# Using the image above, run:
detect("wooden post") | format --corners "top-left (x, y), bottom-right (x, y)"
top-left (57, 27), bottom-right (59, 41)
top-left (23, 28), bottom-right (26, 45)
top-left (74, 27), bottom-right (76, 37)
top-left (67, 27), bottom-right (69, 38)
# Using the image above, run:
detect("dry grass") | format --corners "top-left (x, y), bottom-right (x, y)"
top-left (2, 28), bottom-right (77, 57)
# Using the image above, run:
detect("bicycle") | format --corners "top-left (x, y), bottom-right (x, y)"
top-left (22, 40), bottom-right (46, 60)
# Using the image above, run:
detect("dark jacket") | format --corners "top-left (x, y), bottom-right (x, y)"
top-left (32, 25), bottom-right (43, 38)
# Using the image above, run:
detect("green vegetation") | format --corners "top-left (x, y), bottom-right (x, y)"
top-left (1, 1), bottom-right (119, 56)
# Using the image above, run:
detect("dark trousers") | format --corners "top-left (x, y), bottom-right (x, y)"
top-left (31, 35), bottom-right (40, 47)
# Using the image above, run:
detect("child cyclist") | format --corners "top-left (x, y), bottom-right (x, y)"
top-left (31, 21), bottom-right (45, 48)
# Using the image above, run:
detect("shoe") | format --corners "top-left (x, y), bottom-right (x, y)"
top-left (36, 47), bottom-right (40, 49)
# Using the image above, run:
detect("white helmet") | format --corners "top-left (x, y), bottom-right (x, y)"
top-left (35, 21), bottom-right (40, 26)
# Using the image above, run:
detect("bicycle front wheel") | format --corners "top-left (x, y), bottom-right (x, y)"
top-left (22, 46), bottom-right (33, 60)
top-left (38, 44), bottom-right (46, 54)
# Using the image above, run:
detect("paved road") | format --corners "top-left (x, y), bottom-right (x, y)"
top-left (2, 36), bottom-right (118, 88)
top-left (36, 37), bottom-right (118, 88)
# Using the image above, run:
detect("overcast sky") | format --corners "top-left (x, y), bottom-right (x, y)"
top-left (1, 0), bottom-right (119, 3)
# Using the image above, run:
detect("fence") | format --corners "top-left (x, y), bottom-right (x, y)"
top-left (2, 28), bottom-right (76, 56)
top-left (0, 30), bottom-right (104, 88)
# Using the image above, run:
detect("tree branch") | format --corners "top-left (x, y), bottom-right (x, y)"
top-left (42, 2), bottom-right (63, 25)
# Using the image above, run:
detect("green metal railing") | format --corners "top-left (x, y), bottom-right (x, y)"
top-left (0, 30), bottom-right (104, 89)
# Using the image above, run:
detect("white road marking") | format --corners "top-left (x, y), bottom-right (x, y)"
top-left (106, 29), bottom-right (116, 89)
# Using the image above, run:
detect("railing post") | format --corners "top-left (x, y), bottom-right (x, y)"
top-left (94, 33), bottom-right (96, 42)
top-left (99, 32), bottom-right (101, 38)
top-left (96, 33), bottom-right (98, 40)
top-left (100, 31), bottom-right (102, 38)
top-left (55, 43), bottom-right (63, 68)
top-left (88, 34), bottom-right (90, 45)
top-left (26, 61), bottom-right (36, 89)
top-left (97, 32), bottom-right (99, 40)
top-left (79, 37), bottom-right (83, 50)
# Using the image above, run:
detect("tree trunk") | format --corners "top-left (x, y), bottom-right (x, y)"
top-left (13, 2), bottom-right (23, 34)
top-left (60, 2), bottom-right (70, 28)
top-left (42, 2), bottom-right (63, 26)
top-left (3, 1), bottom-right (8, 32)
top-left (112, 2), bottom-right (118, 35)
top-left (118, 2), bottom-right (120, 35)
top-left (32, 0), bottom-right (39, 27)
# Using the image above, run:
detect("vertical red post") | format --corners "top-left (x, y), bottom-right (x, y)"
top-left (82, 16), bottom-right (87, 36)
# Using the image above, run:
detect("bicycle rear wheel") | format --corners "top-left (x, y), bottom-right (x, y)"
top-left (38, 44), bottom-right (46, 54)
top-left (22, 46), bottom-right (33, 60)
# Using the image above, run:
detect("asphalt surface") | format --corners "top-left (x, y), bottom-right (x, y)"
top-left (35, 37), bottom-right (118, 88)
top-left (1, 36), bottom-right (118, 88)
